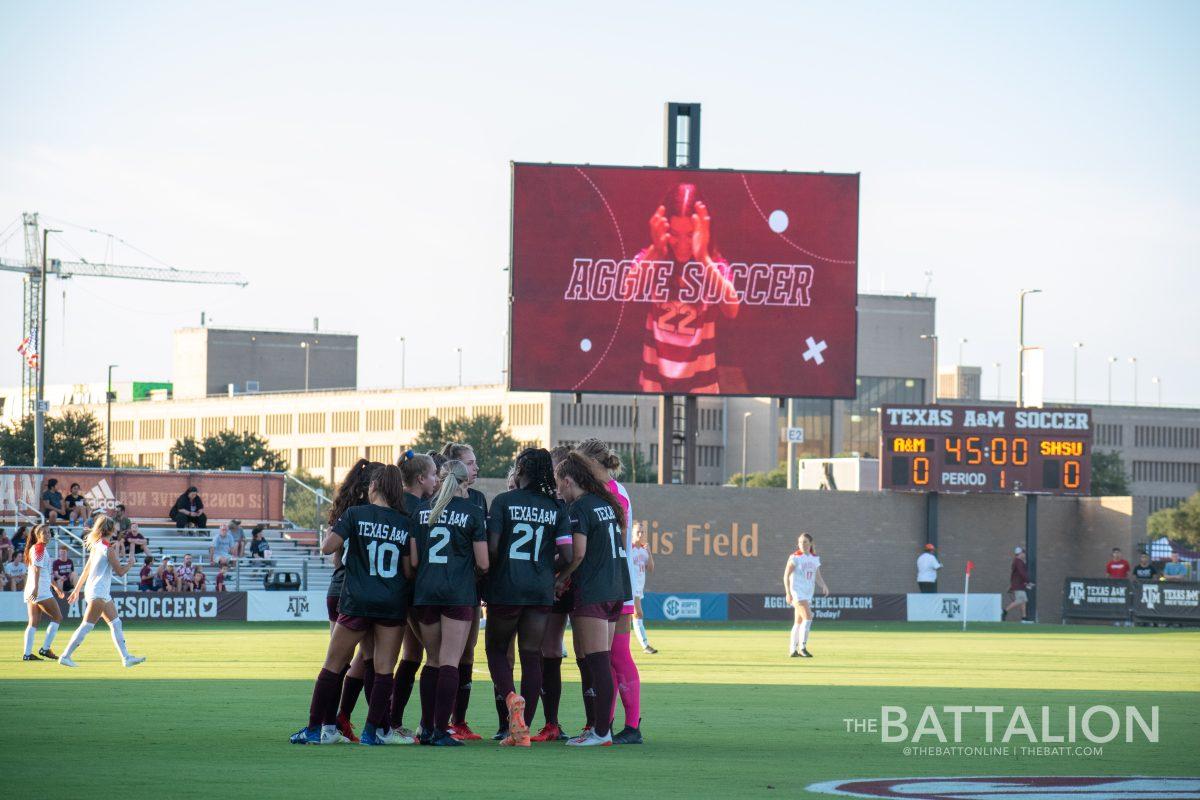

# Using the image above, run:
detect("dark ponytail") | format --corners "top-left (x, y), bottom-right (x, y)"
top-left (371, 463), bottom-right (407, 513)
top-left (328, 458), bottom-right (381, 527)
top-left (554, 452), bottom-right (624, 526)
top-left (513, 447), bottom-right (555, 498)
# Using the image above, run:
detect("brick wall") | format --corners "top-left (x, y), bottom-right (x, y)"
top-left (473, 478), bottom-right (1136, 622)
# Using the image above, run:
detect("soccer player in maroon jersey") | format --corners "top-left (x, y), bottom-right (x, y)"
top-left (634, 183), bottom-right (741, 393)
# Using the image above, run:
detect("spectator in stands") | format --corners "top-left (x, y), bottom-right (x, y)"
top-left (111, 504), bottom-right (133, 534)
top-left (916, 543), bottom-right (942, 593)
top-left (64, 483), bottom-right (88, 527)
top-left (52, 547), bottom-right (76, 593)
top-left (248, 526), bottom-right (273, 562)
top-left (125, 523), bottom-right (150, 555)
top-left (215, 563), bottom-right (228, 592)
top-left (0, 528), bottom-right (11, 564)
top-left (4, 550), bottom-right (28, 591)
top-left (228, 519), bottom-right (246, 558)
top-left (1004, 546), bottom-right (1033, 621)
top-left (40, 478), bottom-right (65, 523)
top-left (1106, 548), bottom-right (1131, 579)
top-left (1163, 553), bottom-right (1190, 582)
top-left (210, 524), bottom-right (238, 568)
top-left (138, 556), bottom-right (156, 591)
top-left (169, 486), bottom-right (207, 530)
top-left (160, 558), bottom-right (178, 592)
top-left (1133, 552), bottom-right (1158, 582)
top-left (11, 526), bottom-right (28, 556)
top-left (178, 554), bottom-right (197, 591)
top-left (192, 562), bottom-right (208, 591)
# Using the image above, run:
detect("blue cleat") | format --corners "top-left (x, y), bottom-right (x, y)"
top-left (360, 723), bottom-right (383, 746)
top-left (290, 726), bottom-right (320, 745)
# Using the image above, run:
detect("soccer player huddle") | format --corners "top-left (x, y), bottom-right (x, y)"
top-left (292, 438), bottom-right (645, 748)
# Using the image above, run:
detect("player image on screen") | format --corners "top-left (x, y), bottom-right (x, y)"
top-left (635, 183), bottom-right (741, 393)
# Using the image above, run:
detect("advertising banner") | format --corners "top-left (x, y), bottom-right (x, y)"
top-left (641, 592), bottom-right (728, 622)
top-left (1132, 580), bottom-right (1200, 623)
top-left (728, 593), bottom-right (906, 621)
top-left (0, 468), bottom-right (285, 522)
top-left (247, 590), bottom-right (331, 621)
top-left (54, 591), bottom-right (247, 621)
top-left (1061, 577), bottom-right (1132, 621)
top-left (509, 163), bottom-right (859, 397)
top-left (905, 592), bottom-right (1003, 622)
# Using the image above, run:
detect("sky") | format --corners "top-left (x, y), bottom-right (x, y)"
top-left (1, 0), bottom-right (1197, 406)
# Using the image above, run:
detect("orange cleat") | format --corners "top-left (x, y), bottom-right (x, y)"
top-left (336, 713), bottom-right (359, 743)
top-left (449, 722), bottom-right (483, 741)
top-left (505, 692), bottom-right (530, 746)
top-left (498, 732), bottom-right (531, 748)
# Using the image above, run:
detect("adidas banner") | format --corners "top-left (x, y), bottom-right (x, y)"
top-left (0, 467), bottom-right (285, 523)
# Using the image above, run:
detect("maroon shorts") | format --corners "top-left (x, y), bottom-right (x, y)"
top-left (571, 600), bottom-right (624, 622)
top-left (551, 582), bottom-right (575, 615)
top-left (487, 604), bottom-right (553, 619)
top-left (336, 614), bottom-right (406, 632)
top-left (326, 596), bottom-right (340, 623)
top-left (413, 604), bottom-right (476, 625)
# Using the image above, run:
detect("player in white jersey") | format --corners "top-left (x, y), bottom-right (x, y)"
top-left (629, 523), bottom-right (657, 654)
top-left (783, 533), bottom-right (828, 658)
top-left (59, 515), bottom-right (145, 668)
top-left (21, 525), bottom-right (65, 661)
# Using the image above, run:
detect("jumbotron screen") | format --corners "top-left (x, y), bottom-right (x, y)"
top-left (508, 163), bottom-right (859, 397)
top-left (879, 404), bottom-right (1093, 495)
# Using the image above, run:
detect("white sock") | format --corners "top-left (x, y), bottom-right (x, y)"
top-left (633, 618), bottom-right (650, 648)
top-left (108, 618), bottom-right (132, 660)
top-left (801, 619), bottom-right (813, 647)
top-left (23, 625), bottom-right (36, 656)
top-left (62, 622), bottom-right (95, 658)
top-left (43, 622), bottom-right (60, 650)
top-left (789, 624), bottom-right (801, 653)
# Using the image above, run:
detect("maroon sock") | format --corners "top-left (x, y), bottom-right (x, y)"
top-left (585, 651), bottom-right (614, 737)
top-left (419, 666), bottom-right (438, 732)
top-left (361, 658), bottom-right (375, 705)
top-left (541, 656), bottom-right (563, 725)
top-left (339, 673), bottom-right (364, 719)
top-left (308, 668), bottom-right (342, 730)
top-left (576, 657), bottom-right (595, 727)
top-left (366, 672), bottom-right (394, 729)
top-left (451, 662), bottom-right (472, 725)
top-left (435, 665), bottom-right (460, 732)
top-left (390, 659), bottom-right (420, 730)
top-left (486, 646), bottom-right (514, 729)
top-left (519, 650), bottom-right (544, 726)
top-left (494, 689), bottom-right (508, 730)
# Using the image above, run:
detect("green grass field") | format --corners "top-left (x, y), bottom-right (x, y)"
top-left (1, 621), bottom-right (1197, 799)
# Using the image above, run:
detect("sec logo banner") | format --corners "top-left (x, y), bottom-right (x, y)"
top-left (806, 776), bottom-right (1200, 799)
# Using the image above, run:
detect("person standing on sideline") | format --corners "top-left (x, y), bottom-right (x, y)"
top-left (629, 523), bottom-right (656, 654)
top-left (1132, 552), bottom-right (1158, 582)
top-left (1003, 546), bottom-right (1033, 622)
top-left (916, 543), bottom-right (942, 593)
top-left (1105, 548), bottom-right (1131, 579)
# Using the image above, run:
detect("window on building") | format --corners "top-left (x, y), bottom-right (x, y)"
top-left (111, 420), bottom-right (134, 441)
top-left (839, 377), bottom-right (926, 458)
top-left (366, 409), bottom-right (395, 432)
top-left (170, 418), bottom-right (195, 439)
top-left (233, 415), bottom-right (260, 434)
top-left (332, 411), bottom-right (360, 433)
top-left (139, 452), bottom-right (165, 468)
top-left (138, 419), bottom-right (165, 440)
top-left (399, 408), bottom-right (429, 430)
top-left (299, 412), bottom-right (326, 434)
top-left (474, 404), bottom-right (502, 419)
top-left (297, 447), bottom-right (325, 469)
top-left (436, 406), bottom-right (466, 422)
top-left (266, 414), bottom-right (293, 435)
top-left (366, 445), bottom-right (394, 463)
top-left (202, 416), bottom-right (228, 437)
top-left (333, 446), bottom-right (360, 468)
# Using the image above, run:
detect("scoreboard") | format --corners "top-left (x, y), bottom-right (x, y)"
top-left (879, 405), bottom-right (1092, 495)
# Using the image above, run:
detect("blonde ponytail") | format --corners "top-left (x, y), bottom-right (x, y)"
top-left (86, 515), bottom-right (116, 548)
top-left (427, 459), bottom-right (469, 524)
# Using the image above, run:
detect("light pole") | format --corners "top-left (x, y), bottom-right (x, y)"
top-left (958, 337), bottom-right (967, 366)
top-left (33, 227), bottom-right (61, 469)
top-left (1107, 357), bottom-right (1117, 404)
top-left (1129, 356), bottom-right (1138, 405)
top-left (457, 347), bottom-right (463, 386)
top-left (920, 334), bottom-right (938, 403)
top-left (740, 412), bottom-right (752, 488)
top-left (1017, 289), bottom-right (1042, 408)
top-left (105, 364), bottom-right (118, 467)
top-left (1152, 376), bottom-right (1162, 407)
top-left (400, 337), bottom-right (406, 388)
top-left (994, 362), bottom-right (1002, 400)
top-left (300, 341), bottom-right (310, 391)
top-left (1072, 342), bottom-right (1084, 403)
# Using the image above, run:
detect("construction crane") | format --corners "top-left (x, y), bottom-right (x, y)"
top-left (0, 212), bottom-right (248, 419)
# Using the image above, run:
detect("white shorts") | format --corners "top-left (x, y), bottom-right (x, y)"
top-left (83, 592), bottom-right (112, 604)
top-left (791, 590), bottom-right (814, 605)
top-left (632, 582), bottom-right (645, 600)
top-left (26, 593), bottom-right (53, 605)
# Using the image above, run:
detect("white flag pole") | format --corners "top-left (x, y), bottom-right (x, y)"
top-left (962, 567), bottom-right (971, 632)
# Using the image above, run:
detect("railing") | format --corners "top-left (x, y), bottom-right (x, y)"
top-left (283, 473), bottom-right (330, 535)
